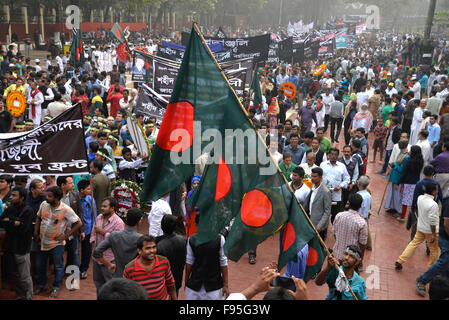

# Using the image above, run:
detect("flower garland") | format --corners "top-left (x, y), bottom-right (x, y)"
top-left (110, 179), bottom-right (149, 221)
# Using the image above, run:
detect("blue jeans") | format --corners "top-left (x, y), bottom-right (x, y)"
top-left (381, 149), bottom-right (392, 173)
top-left (36, 245), bottom-right (65, 290)
top-left (65, 237), bottom-right (80, 268)
top-left (417, 236), bottom-right (449, 284)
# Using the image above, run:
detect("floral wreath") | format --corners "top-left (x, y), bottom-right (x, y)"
top-left (111, 179), bottom-right (149, 221)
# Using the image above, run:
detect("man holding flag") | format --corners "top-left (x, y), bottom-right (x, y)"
top-left (139, 23), bottom-right (325, 282)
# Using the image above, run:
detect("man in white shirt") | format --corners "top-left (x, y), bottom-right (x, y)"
top-left (55, 52), bottom-right (64, 74)
top-left (45, 55), bottom-right (52, 71)
top-left (300, 151), bottom-right (318, 177)
top-left (292, 166), bottom-right (310, 206)
top-left (320, 148), bottom-right (350, 224)
top-left (386, 82), bottom-right (398, 98)
top-left (34, 59), bottom-right (42, 72)
top-left (148, 194), bottom-right (172, 237)
top-left (410, 75), bottom-right (421, 100)
top-left (321, 87), bottom-right (335, 133)
top-left (415, 129), bottom-right (431, 166)
top-left (47, 93), bottom-right (71, 118)
top-left (395, 182), bottom-right (440, 271)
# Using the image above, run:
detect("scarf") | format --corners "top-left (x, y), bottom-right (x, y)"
top-left (314, 100), bottom-right (324, 112)
top-left (30, 88), bottom-right (41, 118)
top-left (353, 110), bottom-right (373, 130)
top-left (268, 97), bottom-right (279, 114)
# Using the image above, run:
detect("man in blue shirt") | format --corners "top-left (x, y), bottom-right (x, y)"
top-left (428, 115), bottom-right (441, 152)
top-left (283, 133), bottom-right (305, 165)
top-left (283, 244), bottom-right (309, 280)
top-left (315, 245), bottom-right (368, 300)
top-left (77, 180), bottom-right (96, 280)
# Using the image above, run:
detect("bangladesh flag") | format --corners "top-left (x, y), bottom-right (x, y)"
top-left (251, 68), bottom-right (263, 109)
top-left (141, 24), bottom-right (321, 269)
top-left (111, 23), bottom-right (126, 44)
top-left (277, 187), bottom-right (326, 275)
top-left (70, 29), bottom-right (84, 68)
top-left (303, 235), bottom-right (326, 282)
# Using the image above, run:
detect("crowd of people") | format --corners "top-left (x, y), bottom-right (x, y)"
top-left (1, 23), bottom-right (449, 301)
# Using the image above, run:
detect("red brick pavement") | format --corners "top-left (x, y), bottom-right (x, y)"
top-left (0, 110), bottom-right (432, 300)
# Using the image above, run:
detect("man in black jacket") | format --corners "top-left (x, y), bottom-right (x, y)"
top-left (0, 186), bottom-right (34, 299)
top-left (156, 214), bottom-right (187, 296)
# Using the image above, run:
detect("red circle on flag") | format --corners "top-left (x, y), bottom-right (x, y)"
top-left (282, 222), bottom-right (296, 252)
top-left (156, 101), bottom-right (194, 152)
top-left (115, 29), bottom-right (121, 40)
top-left (215, 158), bottom-right (232, 201)
top-left (241, 190), bottom-right (273, 227)
top-left (306, 247), bottom-right (319, 266)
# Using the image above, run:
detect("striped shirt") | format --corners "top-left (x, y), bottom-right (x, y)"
top-left (101, 163), bottom-right (116, 181)
top-left (90, 213), bottom-right (125, 264)
top-left (124, 255), bottom-right (175, 300)
top-left (37, 201), bottom-right (80, 251)
top-left (332, 209), bottom-right (368, 260)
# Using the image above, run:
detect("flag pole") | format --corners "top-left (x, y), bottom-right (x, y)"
top-left (193, 22), bottom-right (358, 300)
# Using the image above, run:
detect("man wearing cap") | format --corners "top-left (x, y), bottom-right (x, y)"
top-left (386, 82), bottom-right (398, 98)
top-left (410, 75), bottom-right (421, 100)
top-left (34, 59), bottom-right (42, 73)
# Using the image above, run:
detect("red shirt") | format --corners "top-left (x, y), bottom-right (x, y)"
top-left (108, 85), bottom-right (124, 96)
top-left (123, 255), bottom-right (175, 300)
top-left (107, 92), bottom-right (123, 118)
top-left (72, 93), bottom-right (90, 115)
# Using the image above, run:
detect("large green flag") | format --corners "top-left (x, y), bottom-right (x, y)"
top-left (70, 29), bottom-right (84, 68)
top-left (251, 68), bottom-right (263, 109)
top-left (141, 24), bottom-right (322, 270)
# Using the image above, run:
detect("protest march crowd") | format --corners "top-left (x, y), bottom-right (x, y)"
top-left (1, 17), bottom-right (449, 302)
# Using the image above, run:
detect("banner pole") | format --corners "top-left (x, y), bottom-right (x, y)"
top-left (193, 22), bottom-right (358, 300)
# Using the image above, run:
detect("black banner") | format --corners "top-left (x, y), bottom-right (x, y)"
top-left (153, 59), bottom-right (180, 97)
top-left (292, 38), bottom-right (305, 64)
top-left (318, 38), bottom-right (336, 56)
top-left (182, 32), bottom-right (270, 63)
top-left (216, 27), bottom-right (227, 39)
top-left (134, 50), bottom-right (252, 98)
top-left (268, 42), bottom-right (279, 63)
top-left (225, 68), bottom-right (247, 96)
top-left (279, 37), bottom-right (293, 62)
top-left (0, 104), bottom-right (89, 175)
top-left (134, 84), bottom-right (168, 127)
top-left (157, 44), bottom-right (184, 64)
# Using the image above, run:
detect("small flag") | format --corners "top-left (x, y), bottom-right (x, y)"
top-left (110, 23), bottom-right (126, 44)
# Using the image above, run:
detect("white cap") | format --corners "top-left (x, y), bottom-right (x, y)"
top-left (35, 58), bottom-right (40, 63)
top-left (411, 75), bottom-right (417, 80)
